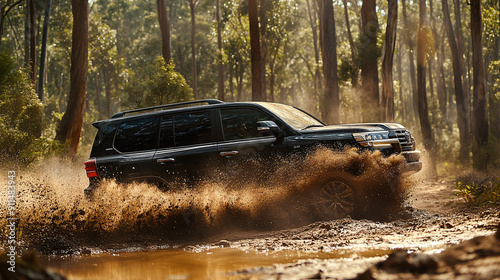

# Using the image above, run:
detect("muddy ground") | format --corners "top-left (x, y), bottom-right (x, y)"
top-left (1, 152), bottom-right (500, 279)
top-left (187, 177), bottom-right (500, 279)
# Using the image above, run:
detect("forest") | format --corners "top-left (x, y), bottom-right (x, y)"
top-left (0, 0), bottom-right (499, 175)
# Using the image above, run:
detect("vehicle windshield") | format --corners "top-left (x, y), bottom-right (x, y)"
top-left (257, 102), bottom-right (324, 130)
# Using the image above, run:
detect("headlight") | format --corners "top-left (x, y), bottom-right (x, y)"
top-left (352, 131), bottom-right (389, 141)
top-left (352, 131), bottom-right (398, 148)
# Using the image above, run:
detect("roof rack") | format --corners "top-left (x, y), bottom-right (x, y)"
top-left (111, 99), bottom-right (224, 118)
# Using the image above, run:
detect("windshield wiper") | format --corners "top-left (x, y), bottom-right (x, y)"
top-left (302, 124), bottom-right (324, 130)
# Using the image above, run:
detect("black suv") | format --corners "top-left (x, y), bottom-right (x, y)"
top-left (85, 99), bottom-right (421, 218)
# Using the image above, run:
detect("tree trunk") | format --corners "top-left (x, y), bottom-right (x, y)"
top-left (249, 0), bottom-right (264, 101)
top-left (305, 0), bottom-right (321, 113)
top-left (319, 0), bottom-right (339, 124)
top-left (259, 0), bottom-right (268, 100)
top-left (103, 69), bottom-right (112, 118)
top-left (381, 0), bottom-right (397, 122)
top-left (342, 0), bottom-right (358, 88)
top-left (453, 0), bottom-right (471, 131)
top-left (187, 0), bottom-right (198, 99)
top-left (442, 0), bottom-right (471, 164)
top-left (38, 0), bottom-right (51, 103)
top-left (470, 0), bottom-right (488, 172)
top-left (396, 39), bottom-right (405, 122)
top-left (55, 0), bottom-right (88, 157)
top-left (0, 1), bottom-right (23, 47)
top-left (359, 0), bottom-right (380, 122)
top-left (401, 0), bottom-right (418, 125)
top-left (94, 72), bottom-right (103, 120)
top-left (157, 0), bottom-right (171, 62)
top-left (29, 0), bottom-right (35, 82)
top-left (437, 30), bottom-right (448, 128)
top-left (417, 0), bottom-right (436, 176)
top-left (216, 0), bottom-right (224, 101)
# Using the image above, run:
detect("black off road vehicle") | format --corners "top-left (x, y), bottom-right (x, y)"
top-left (84, 99), bottom-right (421, 219)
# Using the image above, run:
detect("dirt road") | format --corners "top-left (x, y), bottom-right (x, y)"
top-left (185, 177), bottom-right (500, 279)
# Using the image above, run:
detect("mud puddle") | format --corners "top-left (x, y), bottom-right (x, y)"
top-left (39, 246), bottom-right (394, 280)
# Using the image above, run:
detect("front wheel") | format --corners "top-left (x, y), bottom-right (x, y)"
top-left (311, 176), bottom-right (359, 220)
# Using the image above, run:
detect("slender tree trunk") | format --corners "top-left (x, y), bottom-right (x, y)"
top-left (417, 0), bottom-right (436, 175)
top-left (381, 0), bottom-right (397, 122)
top-left (442, 0), bottom-right (471, 164)
top-left (103, 69), bottom-right (112, 118)
top-left (38, 0), bottom-right (51, 103)
top-left (157, 0), bottom-right (171, 62)
top-left (306, 0), bottom-right (321, 114)
top-left (437, 30), bottom-right (448, 128)
top-left (470, 0), bottom-right (488, 172)
top-left (55, 0), bottom-right (88, 157)
top-left (454, 0), bottom-right (471, 131)
top-left (94, 72), bottom-right (103, 120)
top-left (402, 0), bottom-right (418, 125)
top-left (187, 0), bottom-right (198, 98)
top-left (259, 0), bottom-right (268, 100)
top-left (249, 0), bottom-right (264, 101)
top-left (359, 0), bottom-right (380, 122)
top-left (397, 39), bottom-right (405, 122)
top-left (342, 0), bottom-right (358, 88)
top-left (29, 0), bottom-right (35, 82)
top-left (319, 0), bottom-right (339, 124)
top-left (216, 0), bottom-right (224, 101)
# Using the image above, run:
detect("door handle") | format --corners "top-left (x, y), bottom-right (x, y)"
top-left (157, 158), bottom-right (175, 163)
top-left (220, 151), bottom-right (238, 157)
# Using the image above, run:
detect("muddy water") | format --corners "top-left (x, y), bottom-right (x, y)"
top-left (40, 247), bottom-right (393, 280)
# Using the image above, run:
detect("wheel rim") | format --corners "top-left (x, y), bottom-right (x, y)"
top-left (315, 180), bottom-right (355, 219)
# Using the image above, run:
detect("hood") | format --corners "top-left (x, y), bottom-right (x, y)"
top-left (301, 123), bottom-right (406, 134)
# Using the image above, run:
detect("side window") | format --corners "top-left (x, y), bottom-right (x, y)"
top-left (114, 117), bottom-right (158, 153)
top-left (159, 116), bottom-right (174, 149)
top-left (221, 108), bottom-right (270, 140)
top-left (174, 111), bottom-right (212, 147)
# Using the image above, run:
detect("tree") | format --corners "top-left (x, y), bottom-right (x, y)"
top-left (157, 0), bottom-right (171, 62)
top-left (122, 57), bottom-right (193, 109)
top-left (249, 0), bottom-right (264, 101)
top-left (470, 0), bottom-right (489, 171)
top-left (342, 0), bottom-right (358, 88)
top-left (401, 0), bottom-right (418, 125)
top-left (185, 0), bottom-right (199, 99)
top-left (216, 0), bottom-right (224, 101)
top-left (318, 0), bottom-right (339, 123)
top-left (442, 0), bottom-right (471, 164)
top-left (381, 0), bottom-right (397, 122)
top-left (417, 0), bottom-right (436, 175)
top-left (359, 0), bottom-right (379, 122)
top-left (38, 0), bottom-right (51, 103)
top-left (0, 0), bottom-right (23, 46)
top-left (55, 0), bottom-right (88, 157)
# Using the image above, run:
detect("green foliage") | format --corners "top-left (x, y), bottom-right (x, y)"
top-left (455, 174), bottom-right (500, 206)
top-left (0, 51), bottom-right (61, 166)
top-left (122, 57), bottom-right (193, 109)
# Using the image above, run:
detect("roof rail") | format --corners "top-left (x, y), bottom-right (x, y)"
top-left (111, 99), bottom-right (224, 118)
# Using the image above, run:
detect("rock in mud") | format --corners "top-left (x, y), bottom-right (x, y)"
top-left (354, 223), bottom-right (500, 279)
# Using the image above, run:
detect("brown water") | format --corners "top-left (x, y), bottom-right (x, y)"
top-left (40, 247), bottom-right (393, 280)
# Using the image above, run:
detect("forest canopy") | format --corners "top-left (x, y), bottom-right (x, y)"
top-left (0, 0), bottom-right (498, 173)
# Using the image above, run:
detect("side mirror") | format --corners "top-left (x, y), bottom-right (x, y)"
top-left (257, 121), bottom-right (285, 138)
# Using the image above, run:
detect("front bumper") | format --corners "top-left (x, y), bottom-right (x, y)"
top-left (402, 150), bottom-right (422, 174)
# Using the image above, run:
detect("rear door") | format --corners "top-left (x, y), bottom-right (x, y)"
top-left (107, 116), bottom-right (159, 183)
top-left (153, 110), bottom-right (219, 184)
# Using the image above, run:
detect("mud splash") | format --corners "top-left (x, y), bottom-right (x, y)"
top-left (0, 148), bottom-right (409, 253)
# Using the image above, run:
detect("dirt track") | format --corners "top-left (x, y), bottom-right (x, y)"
top-left (186, 177), bottom-right (500, 279)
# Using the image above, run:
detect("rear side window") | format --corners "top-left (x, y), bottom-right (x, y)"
top-left (221, 108), bottom-right (270, 140)
top-left (174, 111), bottom-right (212, 147)
top-left (114, 117), bottom-right (158, 152)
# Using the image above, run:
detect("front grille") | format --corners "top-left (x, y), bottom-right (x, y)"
top-left (394, 130), bottom-right (414, 151)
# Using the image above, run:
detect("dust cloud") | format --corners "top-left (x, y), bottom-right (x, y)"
top-left (0, 148), bottom-right (410, 252)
